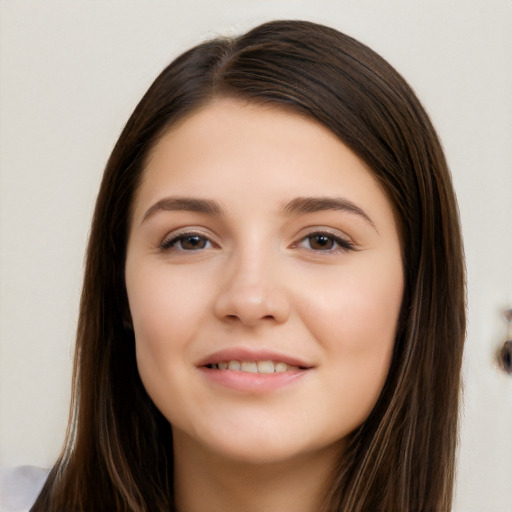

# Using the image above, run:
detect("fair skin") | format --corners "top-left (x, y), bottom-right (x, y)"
top-left (125, 98), bottom-right (404, 512)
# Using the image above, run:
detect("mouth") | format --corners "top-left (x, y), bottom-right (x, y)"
top-left (198, 349), bottom-right (312, 392)
top-left (204, 360), bottom-right (306, 374)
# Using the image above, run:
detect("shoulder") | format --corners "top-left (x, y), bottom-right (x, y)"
top-left (0, 466), bottom-right (49, 512)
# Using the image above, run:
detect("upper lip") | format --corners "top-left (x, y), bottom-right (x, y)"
top-left (197, 347), bottom-right (313, 369)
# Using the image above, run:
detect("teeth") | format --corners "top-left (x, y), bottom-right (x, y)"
top-left (209, 360), bottom-right (302, 374)
top-left (275, 362), bottom-right (288, 373)
top-left (228, 360), bottom-right (241, 371)
top-left (257, 360), bottom-right (275, 374)
top-left (240, 361), bottom-right (258, 373)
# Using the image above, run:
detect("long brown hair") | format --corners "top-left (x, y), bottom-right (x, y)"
top-left (32, 20), bottom-right (466, 511)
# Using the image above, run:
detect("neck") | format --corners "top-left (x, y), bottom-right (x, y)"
top-left (173, 431), bottom-right (343, 512)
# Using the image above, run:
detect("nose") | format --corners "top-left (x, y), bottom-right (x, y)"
top-left (213, 251), bottom-right (290, 326)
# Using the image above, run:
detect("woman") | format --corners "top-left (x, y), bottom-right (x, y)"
top-left (29, 19), bottom-right (465, 511)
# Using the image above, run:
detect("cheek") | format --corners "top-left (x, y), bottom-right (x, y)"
top-left (301, 259), bottom-right (402, 346)
top-left (297, 258), bottom-right (403, 422)
top-left (125, 266), bottom-right (209, 399)
top-left (127, 264), bottom-right (209, 348)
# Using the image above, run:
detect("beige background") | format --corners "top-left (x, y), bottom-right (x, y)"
top-left (1, 1), bottom-right (511, 510)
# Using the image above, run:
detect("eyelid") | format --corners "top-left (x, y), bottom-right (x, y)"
top-left (158, 225), bottom-right (355, 253)
top-left (292, 228), bottom-right (356, 253)
top-left (159, 227), bottom-right (218, 250)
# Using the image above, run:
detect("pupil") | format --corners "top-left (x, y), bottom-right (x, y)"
top-left (311, 234), bottom-right (333, 250)
top-left (182, 235), bottom-right (205, 250)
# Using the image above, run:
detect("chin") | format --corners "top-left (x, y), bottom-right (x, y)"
top-left (175, 417), bottom-right (348, 468)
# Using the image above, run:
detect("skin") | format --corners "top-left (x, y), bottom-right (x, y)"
top-left (125, 98), bottom-right (404, 512)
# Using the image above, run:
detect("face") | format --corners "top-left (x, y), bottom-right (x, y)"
top-left (125, 98), bottom-right (404, 465)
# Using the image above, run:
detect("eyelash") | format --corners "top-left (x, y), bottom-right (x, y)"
top-left (294, 231), bottom-right (355, 253)
top-left (160, 230), bottom-right (354, 254)
top-left (160, 231), bottom-right (213, 251)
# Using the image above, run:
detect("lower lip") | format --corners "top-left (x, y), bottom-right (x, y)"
top-left (198, 367), bottom-right (309, 392)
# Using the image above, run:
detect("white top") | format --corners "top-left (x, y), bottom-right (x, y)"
top-left (0, 466), bottom-right (49, 512)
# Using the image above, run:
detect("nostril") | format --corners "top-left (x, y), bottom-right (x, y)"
top-left (214, 285), bottom-right (290, 326)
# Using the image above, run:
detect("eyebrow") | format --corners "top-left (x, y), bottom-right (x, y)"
top-left (141, 195), bottom-right (376, 230)
top-left (283, 196), bottom-right (377, 230)
top-left (142, 197), bottom-right (223, 223)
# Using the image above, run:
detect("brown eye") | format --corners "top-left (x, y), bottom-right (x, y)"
top-left (161, 233), bottom-right (212, 251)
top-left (308, 234), bottom-right (335, 250)
top-left (180, 235), bottom-right (208, 250)
top-left (295, 231), bottom-right (355, 253)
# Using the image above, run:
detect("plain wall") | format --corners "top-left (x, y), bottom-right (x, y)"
top-left (1, 2), bottom-right (511, 511)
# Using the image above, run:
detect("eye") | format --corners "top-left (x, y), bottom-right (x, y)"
top-left (296, 232), bottom-right (354, 253)
top-left (160, 232), bottom-right (213, 251)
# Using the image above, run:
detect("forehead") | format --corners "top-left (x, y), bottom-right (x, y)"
top-left (130, 98), bottom-right (394, 228)
top-left (144, 98), bottom-right (349, 176)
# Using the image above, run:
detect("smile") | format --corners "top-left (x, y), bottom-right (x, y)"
top-left (205, 360), bottom-right (301, 373)
top-left (199, 351), bottom-right (311, 392)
